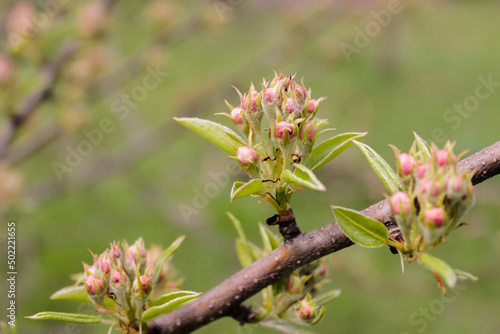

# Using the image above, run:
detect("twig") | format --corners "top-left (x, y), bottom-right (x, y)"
top-left (148, 141), bottom-right (500, 334)
top-left (0, 41), bottom-right (78, 158)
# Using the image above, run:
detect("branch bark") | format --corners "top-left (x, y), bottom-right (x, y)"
top-left (0, 41), bottom-right (78, 159)
top-left (148, 141), bottom-right (500, 334)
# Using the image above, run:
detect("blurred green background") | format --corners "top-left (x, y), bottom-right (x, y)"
top-left (1, 0), bottom-right (500, 333)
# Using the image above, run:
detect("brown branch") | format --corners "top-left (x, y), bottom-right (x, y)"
top-left (0, 41), bottom-right (78, 159)
top-left (148, 141), bottom-right (500, 334)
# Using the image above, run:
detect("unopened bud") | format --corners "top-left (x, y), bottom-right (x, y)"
top-left (236, 146), bottom-right (258, 165)
top-left (390, 192), bottom-right (411, 215)
top-left (399, 153), bottom-right (415, 176)
top-left (276, 121), bottom-right (295, 139)
top-left (300, 121), bottom-right (315, 141)
top-left (79, 3), bottom-right (107, 38)
top-left (85, 275), bottom-right (104, 295)
top-left (264, 87), bottom-right (280, 104)
top-left (231, 107), bottom-right (244, 124)
top-left (111, 270), bottom-right (126, 285)
top-left (435, 149), bottom-right (450, 167)
top-left (306, 99), bottom-right (317, 113)
top-left (424, 207), bottom-right (446, 227)
top-left (416, 163), bottom-right (429, 179)
top-left (419, 180), bottom-right (440, 197)
top-left (281, 98), bottom-right (300, 114)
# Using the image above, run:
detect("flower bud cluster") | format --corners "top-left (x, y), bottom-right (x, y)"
top-left (389, 141), bottom-right (475, 254)
top-left (81, 238), bottom-right (178, 328)
top-left (224, 71), bottom-right (327, 213)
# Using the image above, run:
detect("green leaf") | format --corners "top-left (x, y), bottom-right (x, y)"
top-left (315, 289), bottom-right (341, 305)
top-left (236, 238), bottom-right (254, 267)
top-left (50, 285), bottom-right (91, 304)
top-left (26, 312), bottom-right (102, 324)
top-left (413, 131), bottom-right (431, 161)
top-left (148, 291), bottom-right (201, 307)
top-left (353, 140), bottom-right (402, 194)
top-left (230, 179), bottom-right (263, 202)
top-left (258, 223), bottom-right (282, 253)
top-left (152, 236), bottom-right (185, 285)
top-left (174, 117), bottom-right (244, 155)
top-left (305, 132), bottom-right (368, 171)
top-left (281, 163), bottom-right (326, 191)
top-left (304, 131), bottom-right (363, 168)
top-left (418, 253), bottom-right (457, 288)
top-left (454, 269), bottom-right (478, 282)
top-left (332, 206), bottom-right (389, 248)
top-left (142, 292), bottom-right (202, 321)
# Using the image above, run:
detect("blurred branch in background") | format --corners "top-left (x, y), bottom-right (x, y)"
top-left (149, 141), bottom-right (500, 334)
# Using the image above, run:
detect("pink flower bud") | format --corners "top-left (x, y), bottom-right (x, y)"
top-left (127, 246), bottom-right (138, 262)
top-left (424, 207), bottom-right (445, 227)
top-left (297, 300), bottom-right (313, 320)
top-left (281, 99), bottom-right (300, 114)
top-left (300, 121), bottom-right (315, 141)
top-left (236, 146), bottom-right (258, 165)
top-left (135, 275), bottom-right (152, 294)
top-left (416, 163), bottom-right (429, 179)
top-left (264, 87), bottom-right (280, 103)
top-left (294, 85), bottom-right (307, 101)
top-left (242, 91), bottom-right (260, 112)
top-left (79, 3), bottom-right (107, 38)
top-left (419, 180), bottom-right (440, 196)
top-left (85, 275), bottom-right (104, 295)
top-left (231, 107), bottom-right (244, 124)
top-left (100, 258), bottom-right (110, 274)
top-left (390, 192), bottom-right (411, 215)
top-left (306, 99), bottom-right (317, 113)
top-left (6, 2), bottom-right (36, 37)
top-left (320, 264), bottom-right (327, 276)
top-left (399, 153), bottom-right (415, 176)
top-left (276, 121), bottom-right (294, 139)
top-left (435, 150), bottom-right (449, 167)
top-left (111, 270), bottom-right (126, 285)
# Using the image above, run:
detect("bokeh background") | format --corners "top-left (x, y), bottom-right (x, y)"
top-left (1, 0), bottom-right (500, 333)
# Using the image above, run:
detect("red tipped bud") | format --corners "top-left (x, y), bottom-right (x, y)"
top-left (236, 146), bottom-right (258, 165)
top-left (320, 264), bottom-right (327, 276)
top-left (281, 98), bottom-right (300, 114)
top-left (390, 192), bottom-right (411, 215)
top-left (435, 149), bottom-right (450, 167)
top-left (242, 90), bottom-right (260, 112)
top-left (424, 207), bottom-right (446, 227)
top-left (85, 275), bottom-right (104, 295)
top-left (264, 87), bottom-right (280, 104)
top-left (306, 99), bottom-right (317, 113)
top-left (111, 270), bottom-right (126, 285)
top-left (231, 107), bottom-right (244, 124)
top-left (300, 121), bottom-right (315, 141)
top-left (296, 300), bottom-right (313, 320)
top-left (399, 153), bottom-right (415, 176)
top-left (276, 121), bottom-right (295, 139)
top-left (416, 163), bottom-right (429, 179)
top-left (419, 180), bottom-right (440, 197)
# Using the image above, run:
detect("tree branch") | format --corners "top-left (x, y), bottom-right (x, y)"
top-left (0, 41), bottom-right (78, 159)
top-left (148, 141), bottom-right (500, 334)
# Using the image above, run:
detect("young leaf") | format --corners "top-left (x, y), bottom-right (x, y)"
top-left (454, 269), bottom-right (478, 282)
top-left (315, 289), bottom-right (341, 305)
top-left (230, 179), bottom-right (263, 202)
top-left (305, 132), bottom-right (368, 171)
top-left (418, 253), bottom-right (457, 288)
top-left (258, 222), bottom-right (282, 253)
top-left (281, 163), bottom-right (326, 191)
top-left (332, 206), bottom-right (389, 248)
top-left (26, 312), bottom-right (102, 324)
top-left (50, 285), bottom-right (91, 304)
top-left (148, 291), bottom-right (201, 307)
top-left (353, 140), bottom-right (402, 194)
top-left (236, 238), bottom-right (255, 267)
top-left (152, 236), bottom-right (185, 285)
top-left (142, 292), bottom-right (202, 321)
top-left (413, 131), bottom-right (431, 161)
top-left (174, 117), bottom-right (243, 155)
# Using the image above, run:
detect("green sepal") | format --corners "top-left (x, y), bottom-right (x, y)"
top-left (332, 206), bottom-right (389, 248)
top-left (258, 222), bottom-right (282, 253)
top-left (413, 131), bottom-right (431, 161)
